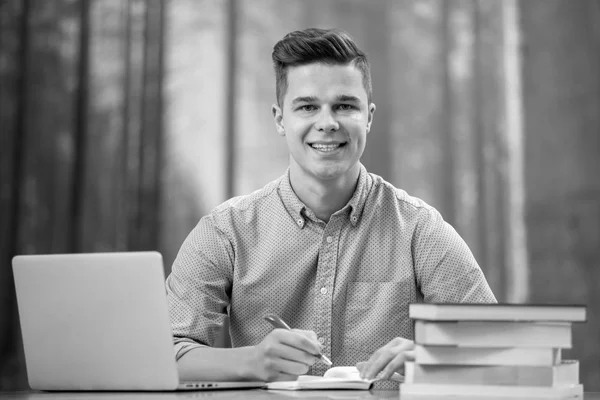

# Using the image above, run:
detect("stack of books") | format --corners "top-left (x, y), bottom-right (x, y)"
top-left (400, 303), bottom-right (587, 399)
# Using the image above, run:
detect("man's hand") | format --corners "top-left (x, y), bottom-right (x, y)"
top-left (249, 328), bottom-right (322, 381)
top-left (356, 337), bottom-right (415, 380)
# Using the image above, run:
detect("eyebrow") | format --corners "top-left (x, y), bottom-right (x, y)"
top-left (336, 95), bottom-right (361, 103)
top-left (290, 95), bottom-right (362, 106)
top-left (291, 96), bottom-right (318, 106)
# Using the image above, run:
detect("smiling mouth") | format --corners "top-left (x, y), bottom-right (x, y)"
top-left (309, 143), bottom-right (346, 152)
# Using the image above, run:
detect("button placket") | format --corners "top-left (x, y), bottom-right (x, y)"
top-left (314, 284), bottom-right (330, 364)
top-left (314, 238), bottom-right (329, 358)
top-left (315, 221), bottom-right (341, 368)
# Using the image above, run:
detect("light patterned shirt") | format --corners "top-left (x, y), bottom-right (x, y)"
top-left (166, 164), bottom-right (496, 388)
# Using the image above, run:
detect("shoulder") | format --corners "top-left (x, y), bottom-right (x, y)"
top-left (189, 177), bottom-right (282, 247)
top-left (368, 172), bottom-right (440, 220)
top-left (206, 176), bottom-right (282, 228)
top-left (214, 179), bottom-right (279, 213)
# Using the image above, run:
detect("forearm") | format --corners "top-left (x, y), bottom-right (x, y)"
top-left (177, 345), bottom-right (258, 381)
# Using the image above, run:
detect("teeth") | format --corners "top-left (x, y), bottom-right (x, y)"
top-left (311, 143), bottom-right (340, 152)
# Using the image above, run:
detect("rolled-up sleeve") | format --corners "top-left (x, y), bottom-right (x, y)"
top-left (413, 207), bottom-right (497, 304)
top-left (165, 214), bottom-right (234, 360)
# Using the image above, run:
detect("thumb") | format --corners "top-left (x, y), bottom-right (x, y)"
top-left (292, 328), bottom-right (318, 342)
top-left (355, 361), bottom-right (368, 374)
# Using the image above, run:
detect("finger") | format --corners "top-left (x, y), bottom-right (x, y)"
top-left (390, 372), bottom-right (404, 382)
top-left (364, 341), bottom-right (413, 380)
top-left (356, 361), bottom-right (368, 374)
top-left (293, 328), bottom-right (318, 342)
top-left (264, 331), bottom-right (319, 366)
top-left (274, 329), bottom-right (322, 356)
top-left (273, 342), bottom-right (320, 367)
top-left (376, 349), bottom-right (415, 380)
top-left (271, 357), bottom-right (312, 377)
top-left (359, 352), bottom-right (381, 379)
top-left (360, 340), bottom-right (397, 379)
top-left (363, 351), bottom-right (392, 380)
top-left (378, 351), bottom-right (411, 379)
top-left (271, 372), bottom-right (298, 382)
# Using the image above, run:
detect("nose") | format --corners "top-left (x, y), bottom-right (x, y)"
top-left (315, 107), bottom-right (339, 132)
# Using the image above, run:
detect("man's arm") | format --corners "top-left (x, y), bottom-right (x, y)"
top-left (414, 206), bottom-right (497, 303)
top-left (167, 215), bottom-right (322, 381)
top-left (177, 329), bottom-right (322, 382)
top-left (166, 215), bottom-right (233, 360)
top-left (358, 206), bottom-right (496, 380)
top-left (177, 346), bottom-right (255, 381)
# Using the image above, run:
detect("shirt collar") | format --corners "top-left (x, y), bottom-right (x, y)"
top-left (278, 168), bottom-right (308, 229)
top-left (277, 163), bottom-right (372, 229)
top-left (346, 163), bottom-right (372, 226)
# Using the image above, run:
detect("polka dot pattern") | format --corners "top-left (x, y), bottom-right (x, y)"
top-left (165, 164), bottom-right (497, 389)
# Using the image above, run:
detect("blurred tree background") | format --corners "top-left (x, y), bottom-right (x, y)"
top-left (1, 0), bottom-right (599, 391)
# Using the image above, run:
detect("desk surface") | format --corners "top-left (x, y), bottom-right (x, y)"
top-left (1, 390), bottom-right (394, 400)
top-left (1, 391), bottom-right (600, 400)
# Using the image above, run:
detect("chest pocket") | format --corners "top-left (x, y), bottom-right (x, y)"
top-left (343, 281), bottom-right (413, 355)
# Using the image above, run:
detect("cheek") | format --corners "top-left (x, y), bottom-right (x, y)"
top-left (349, 112), bottom-right (364, 122)
top-left (284, 128), bottom-right (307, 150)
top-left (287, 122), bottom-right (311, 140)
top-left (344, 114), bottom-right (368, 136)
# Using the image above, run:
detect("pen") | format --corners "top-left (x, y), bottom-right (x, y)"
top-left (264, 314), bottom-right (333, 366)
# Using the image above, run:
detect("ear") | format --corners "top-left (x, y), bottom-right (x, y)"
top-left (272, 104), bottom-right (285, 136)
top-left (366, 103), bottom-right (376, 134)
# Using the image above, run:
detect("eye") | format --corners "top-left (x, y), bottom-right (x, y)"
top-left (337, 104), bottom-right (356, 111)
top-left (298, 105), bottom-right (317, 112)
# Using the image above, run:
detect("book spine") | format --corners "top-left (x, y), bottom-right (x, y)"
top-left (408, 304), bottom-right (587, 322)
top-left (414, 345), bottom-right (562, 366)
top-left (399, 383), bottom-right (584, 398)
top-left (404, 360), bottom-right (579, 387)
top-left (415, 321), bottom-right (572, 348)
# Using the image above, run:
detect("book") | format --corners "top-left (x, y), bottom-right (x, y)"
top-left (409, 303), bottom-right (587, 322)
top-left (266, 367), bottom-right (374, 390)
top-left (414, 320), bottom-right (572, 348)
top-left (404, 360), bottom-right (579, 386)
top-left (265, 366), bottom-right (402, 390)
top-left (414, 344), bottom-right (562, 366)
top-left (399, 382), bottom-right (584, 398)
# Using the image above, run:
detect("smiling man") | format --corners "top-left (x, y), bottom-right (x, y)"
top-left (272, 62), bottom-right (374, 222)
top-left (166, 28), bottom-right (496, 388)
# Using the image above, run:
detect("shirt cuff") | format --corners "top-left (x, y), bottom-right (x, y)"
top-left (173, 337), bottom-right (207, 361)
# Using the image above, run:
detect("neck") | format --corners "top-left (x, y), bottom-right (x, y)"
top-left (289, 164), bottom-right (360, 222)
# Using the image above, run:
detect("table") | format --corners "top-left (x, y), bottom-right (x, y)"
top-left (1, 391), bottom-right (599, 400)
top-left (0, 390), bottom-right (395, 400)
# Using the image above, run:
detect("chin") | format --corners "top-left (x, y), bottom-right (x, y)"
top-left (311, 166), bottom-right (348, 181)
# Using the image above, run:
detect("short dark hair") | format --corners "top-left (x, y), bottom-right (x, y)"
top-left (272, 28), bottom-right (372, 107)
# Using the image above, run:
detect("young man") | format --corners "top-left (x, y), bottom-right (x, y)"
top-left (166, 28), bottom-right (496, 388)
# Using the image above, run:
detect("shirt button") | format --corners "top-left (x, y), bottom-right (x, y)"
top-left (320, 287), bottom-right (328, 295)
top-left (318, 337), bottom-right (325, 344)
top-left (351, 216), bottom-right (357, 222)
top-left (326, 236), bottom-right (333, 243)
top-left (297, 219), bottom-right (303, 226)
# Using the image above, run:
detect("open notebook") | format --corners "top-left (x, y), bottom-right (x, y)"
top-left (266, 366), bottom-right (404, 390)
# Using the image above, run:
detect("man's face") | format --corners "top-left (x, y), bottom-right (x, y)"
top-left (272, 63), bottom-right (375, 183)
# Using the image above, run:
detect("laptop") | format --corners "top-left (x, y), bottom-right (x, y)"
top-left (12, 251), bottom-right (266, 391)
